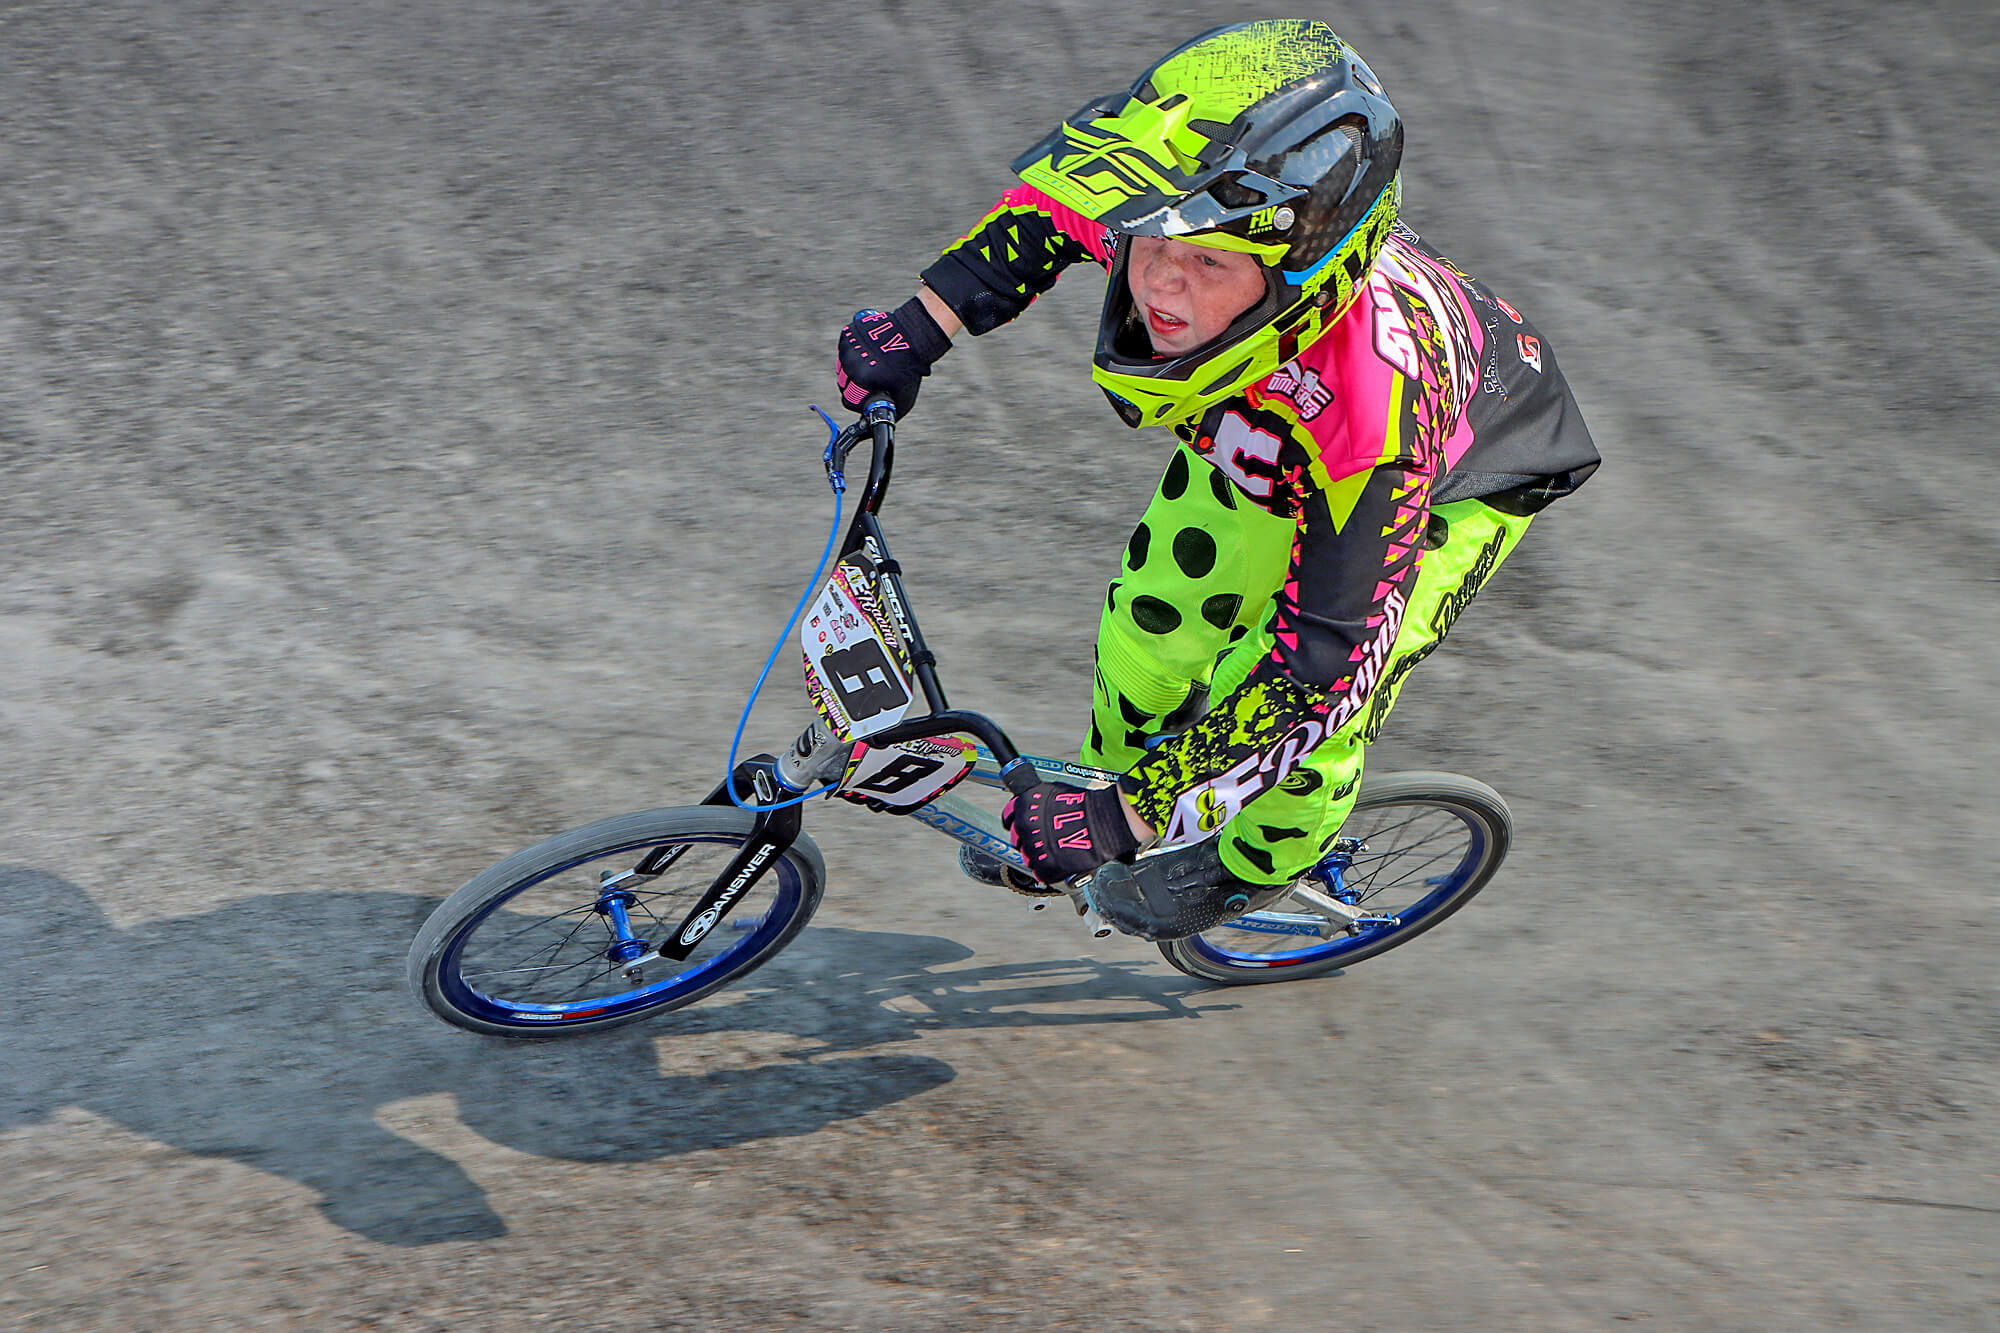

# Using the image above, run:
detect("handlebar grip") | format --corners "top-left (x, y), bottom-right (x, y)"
top-left (998, 758), bottom-right (1042, 797)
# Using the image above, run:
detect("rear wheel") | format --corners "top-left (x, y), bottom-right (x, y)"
top-left (1158, 771), bottom-right (1509, 986)
top-left (408, 807), bottom-right (824, 1036)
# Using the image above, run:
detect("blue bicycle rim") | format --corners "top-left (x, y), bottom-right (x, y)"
top-left (435, 833), bottom-right (804, 1027)
top-left (1183, 813), bottom-right (1488, 970)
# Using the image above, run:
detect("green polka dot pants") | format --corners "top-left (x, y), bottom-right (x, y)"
top-left (1081, 443), bottom-right (1532, 884)
top-left (1083, 444), bottom-right (1294, 764)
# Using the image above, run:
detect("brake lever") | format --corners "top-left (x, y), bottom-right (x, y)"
top-left (816, 408), bottom-right (864, 493)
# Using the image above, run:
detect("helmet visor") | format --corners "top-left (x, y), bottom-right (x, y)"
top-left (1104, 170), bottom-right (1303, 251)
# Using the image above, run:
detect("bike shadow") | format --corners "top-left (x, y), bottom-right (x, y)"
top-left (687, 921), bottom-right (1241, 1057)
top-left (0, 864), bottom-right (1226, 1247)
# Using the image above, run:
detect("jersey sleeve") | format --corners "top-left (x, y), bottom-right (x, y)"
top-left (919, 185), bottom-right (1114, 335)
top-left (1119, 450), bottom-right (1433, 846)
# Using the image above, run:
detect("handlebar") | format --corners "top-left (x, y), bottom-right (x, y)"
top-left (824, 403), bottom-right (898, 517)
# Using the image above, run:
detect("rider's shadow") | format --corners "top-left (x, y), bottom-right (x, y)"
top-left (0, 864), bottom-right (1225, 1247)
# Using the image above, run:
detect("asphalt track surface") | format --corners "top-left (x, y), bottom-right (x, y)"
top-left (4, 2), bottom-right (1997, 1328)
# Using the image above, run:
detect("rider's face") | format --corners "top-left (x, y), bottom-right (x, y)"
top-left (1125, 236), bottom-right (1267, 355)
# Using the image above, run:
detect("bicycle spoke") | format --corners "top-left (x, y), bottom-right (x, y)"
top-left (465, 959), bottom-right (601, 980)
top-left (557, 961), bottom-right (624, 1000)
top-left (1332, 813), bottom-right (1469, 903)
top-left (464, 947), bottom-right (607, 989)
top-left (462, 870), bottom-right (722, 998)
top-left (626, 889), bottom-right (690, 934)
top-left (1348, 807), bottom-right (1432, 845)
top-left (1352, 817), bottom-right (1457, 855)
top-left (1348, 819), bottom-right (1457, 865)
top-left (476, 900), bottom-right (604, 951)
top-left (1350, 844), bottom-right (1462, 901)
top-left (461, 905), bottom-right (612, 991)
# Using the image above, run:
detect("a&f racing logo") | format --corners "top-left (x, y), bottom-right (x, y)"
top-left (678, 844), bottom-right (773, 947)
top-left (1168, 748), bottom-right (1293, 843)
top-left (1160, 584), bottom-right (1407, 845)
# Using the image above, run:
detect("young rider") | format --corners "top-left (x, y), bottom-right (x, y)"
top-left (835, 19), bottom-right (1599, 941)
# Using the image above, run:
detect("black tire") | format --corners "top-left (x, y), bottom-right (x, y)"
top-left (1157, 771), bottom-right (1510, 986)
top-left (407, 807), bottom-right (824, 1036)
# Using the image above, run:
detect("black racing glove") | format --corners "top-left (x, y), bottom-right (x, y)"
top-left (835, 296), bottom-right (952, 418)
top-left (1002, 781), bottom-right (1141, 883)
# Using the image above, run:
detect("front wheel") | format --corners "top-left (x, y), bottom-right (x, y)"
top-left (1158, 771), bottom-right (1510, 986)
top-left (408, 807), bottom-right (824, 1036)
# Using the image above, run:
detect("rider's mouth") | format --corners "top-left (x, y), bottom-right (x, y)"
top-left (1146, 306), bottom-right (1188, 341)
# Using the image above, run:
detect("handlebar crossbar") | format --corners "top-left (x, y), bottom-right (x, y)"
top-left (866, 711), bottom-right (1040, 795)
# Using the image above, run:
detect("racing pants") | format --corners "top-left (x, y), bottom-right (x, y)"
top-left (1080, 443), bottom-right (1531, 885)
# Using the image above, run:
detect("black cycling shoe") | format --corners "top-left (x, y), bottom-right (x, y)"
top-left (1081, 841), bottom-right (1292, 941)
top-left (959, 845), bottom-right (1064, 897)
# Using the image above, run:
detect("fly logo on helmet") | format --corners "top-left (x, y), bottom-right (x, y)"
top-left (1011, 19), bottom-right (1404, 429)
top-left (1248, 204), bottom-right (1297, 234)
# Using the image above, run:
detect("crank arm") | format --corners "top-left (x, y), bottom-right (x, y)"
top-left (1285, 880), bottom-right (1400, 932)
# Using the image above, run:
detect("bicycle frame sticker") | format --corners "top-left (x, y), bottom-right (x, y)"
top-left (906, 797), bottom-right (1029, 867)
top-left (836, 735), bottom-right (977, 813)
top-left (801, 559), bottom-right (916, 742)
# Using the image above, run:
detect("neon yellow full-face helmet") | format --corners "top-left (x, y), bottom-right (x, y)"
top-left (1012, 20), bottom-right (1402, 428)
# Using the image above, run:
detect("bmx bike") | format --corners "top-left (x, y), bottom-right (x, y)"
top-left (408, 402), bottom-right (1512, 1036)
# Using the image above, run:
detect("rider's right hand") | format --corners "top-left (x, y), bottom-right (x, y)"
top-left (836, 296), bottom-right (952, 418)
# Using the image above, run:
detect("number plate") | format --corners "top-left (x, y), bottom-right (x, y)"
top-left (801, 560), bottom-right (915, 741)
top-left (836, 735), bottom-right (976, 812)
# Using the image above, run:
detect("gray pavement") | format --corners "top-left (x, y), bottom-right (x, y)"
top-left (3, 1), bottom-right (1996, 1328)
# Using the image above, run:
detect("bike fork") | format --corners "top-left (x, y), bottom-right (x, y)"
top-left (577, 754), bottom-right (808, 981)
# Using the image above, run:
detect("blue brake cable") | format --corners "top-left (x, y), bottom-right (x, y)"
top-left (723, 405), bottom-right (851, 812)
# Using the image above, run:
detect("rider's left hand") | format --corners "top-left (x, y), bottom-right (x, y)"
top-left (1002, 781), bottom-right (1141, 882)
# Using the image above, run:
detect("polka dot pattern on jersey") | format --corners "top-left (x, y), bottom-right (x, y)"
top-left (1086, 444), bottom-right (1294, 775)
